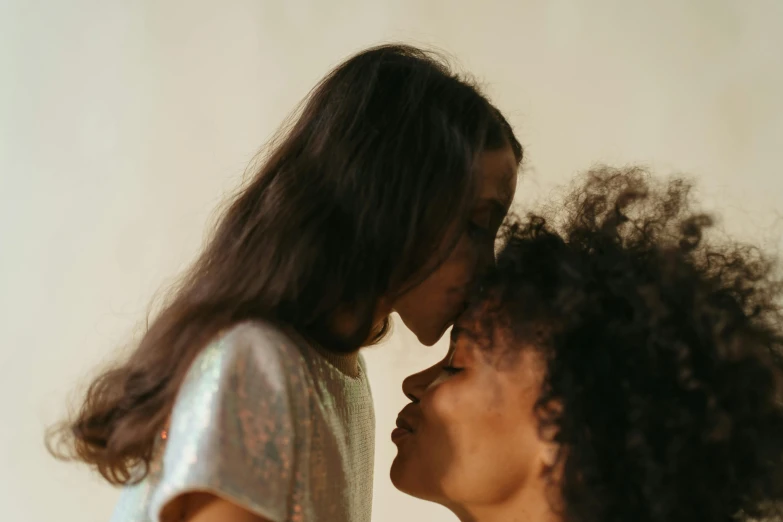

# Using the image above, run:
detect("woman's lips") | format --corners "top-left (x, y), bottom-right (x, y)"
top-left (396, 416), bottom-right (414, 432)
top-left (392, 414), bottom-right (415, 443)
top-left (391, 427), bottom-right (410, 443)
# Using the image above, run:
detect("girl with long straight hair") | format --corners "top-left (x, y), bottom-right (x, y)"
top-left (49, 44), bottom-right (523, 522)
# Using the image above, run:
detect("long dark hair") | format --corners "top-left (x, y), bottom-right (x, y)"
top-left (48, 44), bottom-right (522, 484)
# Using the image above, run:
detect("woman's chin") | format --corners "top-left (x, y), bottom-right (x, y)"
top-left (389, 457), bottom-right (408, 491)
top-left (390, 459), bottom-right (421, 498)
top-left (390, 461), bottom-right (443, 504)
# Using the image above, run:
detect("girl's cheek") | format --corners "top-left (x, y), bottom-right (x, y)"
top-left (444, 235), bottom-right (480, 269)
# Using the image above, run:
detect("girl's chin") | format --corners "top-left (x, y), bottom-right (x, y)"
top-left (416, 321), bottom-right (453, 346)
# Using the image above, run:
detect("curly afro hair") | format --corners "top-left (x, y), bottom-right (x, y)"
top-left (482, 167), bottom-right (783, 522)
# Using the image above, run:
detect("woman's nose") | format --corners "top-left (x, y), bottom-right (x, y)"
top-left (401, 363), bottom-right (441, 403)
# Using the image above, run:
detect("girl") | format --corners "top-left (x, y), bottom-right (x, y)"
top-left (391, 169), bottom-right (783, 522)
top-left (49, 44), bottom-right (523, 522)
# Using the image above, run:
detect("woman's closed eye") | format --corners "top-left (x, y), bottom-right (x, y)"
top-left (442, 365), bottom-right (463, 375)
top-left (443, 333), bottom-right (467, 376)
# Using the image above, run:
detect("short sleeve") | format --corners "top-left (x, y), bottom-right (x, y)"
top-left (149, 322), bottom-right (306, 522)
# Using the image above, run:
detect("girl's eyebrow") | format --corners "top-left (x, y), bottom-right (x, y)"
top-left (495, 165), bottom-right (516, 207)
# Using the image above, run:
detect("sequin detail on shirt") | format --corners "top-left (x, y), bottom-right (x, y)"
top-left (109, 321), bottom-right (375, 522)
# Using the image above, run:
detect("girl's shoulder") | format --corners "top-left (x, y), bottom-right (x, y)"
top-left (137, 321), bottom-right (316, 522)
top-left (191, 319), bottom-right (310, 386)
top-left (216, 319), bottom-right (307, 359)
top-left (167, 320), bottom-right (315, 427)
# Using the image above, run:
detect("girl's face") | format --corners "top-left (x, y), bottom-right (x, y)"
top-left (392, 145), bottom-right (518, 346)
top-left (390, 300), bottom-right (558, 520)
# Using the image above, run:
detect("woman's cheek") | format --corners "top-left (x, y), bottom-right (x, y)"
top-left (427, 379), bottom-right (468, 427)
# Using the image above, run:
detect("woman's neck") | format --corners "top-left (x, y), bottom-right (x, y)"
top-left (449, 483), bottom-right (561, 522)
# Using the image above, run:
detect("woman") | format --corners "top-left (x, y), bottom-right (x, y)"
top-left (48, 44), bottom-right (523, 522)
top-left (391, 169), bottom-right (783, 522)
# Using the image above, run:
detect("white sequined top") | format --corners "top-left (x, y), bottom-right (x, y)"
top-left (109, 321), bottom-right (375, 522)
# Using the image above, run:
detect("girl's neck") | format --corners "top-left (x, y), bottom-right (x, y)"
top-left (313, 346), bottom-right (361, 377)
top-left (283, 324), bottom-right (362, 377)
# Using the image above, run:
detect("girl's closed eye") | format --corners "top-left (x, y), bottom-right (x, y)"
top-left (467, 203), bottom-right (506, 242)
top-left (465, 205), bottom-right (491, 239)
top-left (467, 221), bottom-right (492, 242)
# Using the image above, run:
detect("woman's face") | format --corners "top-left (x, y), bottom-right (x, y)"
top-left (392, 145), bottom-right (518, 346)
top-left (390, 300), bottom-right (555, 517)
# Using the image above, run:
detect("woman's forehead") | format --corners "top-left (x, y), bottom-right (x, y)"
top-left (452, 307), bottom-right (515, 367)
top-left (451, 299), bottom-right (499, 344)
top-left (452, 294), bottom-right (549, 374)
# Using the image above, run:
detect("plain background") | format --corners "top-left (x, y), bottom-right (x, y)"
top-left (2, 1), bottom-right (782, 521)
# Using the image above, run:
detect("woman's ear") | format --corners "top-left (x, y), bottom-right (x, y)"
top-left (537, 400), bottom-right (563, 469)
top-left (540, 438), bottom-right (561, 469)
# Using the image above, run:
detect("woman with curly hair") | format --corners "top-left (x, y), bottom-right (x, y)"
top-left (390, 168), bottom-right (783, 522)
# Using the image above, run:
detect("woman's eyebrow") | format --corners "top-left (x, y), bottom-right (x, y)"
top-left (450, 326), bottom-right (466, 342)
top-left (451, 325), bottom-right (482, 344)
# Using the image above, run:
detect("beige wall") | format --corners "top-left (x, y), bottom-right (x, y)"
top-left (1, 1), bottom-right (781, 521)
